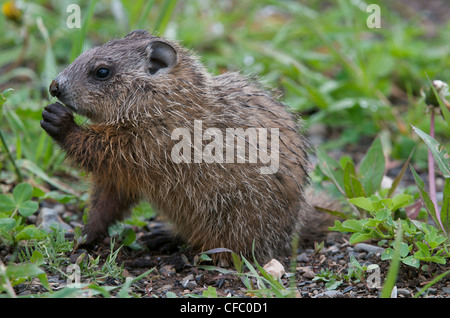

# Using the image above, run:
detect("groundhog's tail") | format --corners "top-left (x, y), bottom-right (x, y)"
top-left (298, 188), bottom-right (341, 247)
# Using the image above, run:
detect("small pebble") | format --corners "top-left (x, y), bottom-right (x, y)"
top-left (160, 284), bottom-right (172, 292)
top-left (263, 259), bottom-right (285, 279)
top-left (37, 207), bottom-right (73, 233)
top-left (181, 274), bottom-right (194, 288)
top-left (342, 286), bottom-right (353, 294)
top-left (325, 245), bottom-right (340, 254)
top-left (159, 264), bottom-right (176, 276)
top-left (298, 266), bottom-right (316, 279)
top-left (442, 287), bottom-right (450, 294)
top-left (314, 290), bottom-right (344, 298)
top-left (396, 288), bottom-right (411, 296)
top-left (297, 253), bottom-right (310, 263)
top-left (354, 243), bottom-right (385, 254)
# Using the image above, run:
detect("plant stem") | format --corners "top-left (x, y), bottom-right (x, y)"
top-left (0, 129), bottom-right (23, 182)
top-left (428, 109), bottom-right (443, 231)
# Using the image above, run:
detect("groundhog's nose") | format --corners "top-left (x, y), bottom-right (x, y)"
top-left (49, 80), bottom-right (60, 97)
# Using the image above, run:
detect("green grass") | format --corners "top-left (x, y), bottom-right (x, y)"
top-left (1, 0), bottom-right (450, 298)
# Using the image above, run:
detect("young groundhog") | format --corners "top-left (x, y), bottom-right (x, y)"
top-left (41, 30), bottom-right (328, 265)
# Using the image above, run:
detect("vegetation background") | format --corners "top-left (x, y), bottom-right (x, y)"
top-left (0, 0), bottom-right (448, 298)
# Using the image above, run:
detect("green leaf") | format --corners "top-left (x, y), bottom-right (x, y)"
top-left (6, 263), bottom-right (51, 291)
top-left (339, 219), bottom-right (363, 232)
top-left (13, 182), bottom-right (33, 205)
top-left (372, 198), bottom-right (393, 211)
top-left (316, 148), bottom-right (345, 195)
top-left (410, 165), bottom-right (440, 228)
top-left (415, 242), bottom-right (431, 258)
top-left (350, 255), bottom-right (364, 271)
top-left (6, 263), bottom-right (45, 279)
top-left (381, 248), bottom-right (394, 260)
top-left (202, 286), bottom-right (218, 298)
top-left (18, 201), bottom-right (39, 218)
top-left (375, 208), bottom-right (390, 222)
top-left (121, 228), bottom-right (136, 246)
top-left (29, 250), bottom-right (45, 266)
top-left (0, 218), bottom-right (16, 231)
top-left (349, 197), bottom-right (375, 213)
top-left (424, 228), bottom-right (446, 248)
top-left (411, 125), bottom-right (450, 178)
top-left (397, 242), bottom-right (409, 258)
top-left (344, 162), bottom-right (366, 198)
top-left (15, 225), bottom-right (47, 241)
top-left (0, 194), bottom-right (16, 212)
top-left (391, 193), bottom-right (414, 211)
top-left (343, 161), bottom-right (356, 198)
top-left (325, 279), bottom-right (342, 290)
top-left (349, 232), bottom-right (373, 244)
top-left (402, 256), bottom-right (420, 268)
top-left (358, 138), bottom-right (385, 196)
top-left (329, 220), bottom-right (344, 232)
top-left (429, 256), bottom-right (446, 265)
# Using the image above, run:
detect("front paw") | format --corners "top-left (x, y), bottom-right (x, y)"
top-left (41, 102), bottom-right (76, 143)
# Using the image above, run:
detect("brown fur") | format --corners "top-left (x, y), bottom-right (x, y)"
top-left (41, 30), bottom-right (328, 265)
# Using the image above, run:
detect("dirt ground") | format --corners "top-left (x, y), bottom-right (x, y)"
top-left (118, 231), bottom-right (449, 298)
top-left (8, 220), bottom-right (446, 299)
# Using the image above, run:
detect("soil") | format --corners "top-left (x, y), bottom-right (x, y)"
top-left (3, 213), bottom-right (448, 299)
top-left (104, 230), bottom-right (450, 299)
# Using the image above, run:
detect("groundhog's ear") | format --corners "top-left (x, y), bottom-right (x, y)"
top-left (146, 41), bottom-right (178, 75)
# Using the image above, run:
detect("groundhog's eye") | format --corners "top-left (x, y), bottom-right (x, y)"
top-left (94, 67), bottom-right (111, 80)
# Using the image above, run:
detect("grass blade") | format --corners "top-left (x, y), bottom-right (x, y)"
top-left (136, 0), bottom-right (155, 29)
top-left (380, 226), bottom-right (402, 298)
top-left (387, 148), bottom-right (414, 198)
top-left (411, 125), bottom-right (450, 179)
top-left (17, 159), bottom-right (80, 195)
top-left (70, 0), bottom-right (98, 61)
top-left (410, 164), bottom-right (442, 231)
top-left (153, 0), bottom-right (178, 34)
top-left (414, 270), bottom-right (450, 298)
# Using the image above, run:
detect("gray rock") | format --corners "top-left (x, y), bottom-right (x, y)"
top-left (297, 253), bottom-right (310, 263)
top-left (354, 243), bottom-right (385, 255)
top-left (396, 288), bottom-right (411, 296)
top-left (314, 290), bottom-right (345, 298)
top-left (37, 207), bottom-right (73, 233)
top-left (159, 264), bottom-right (176, 276)
top-left (160, 284), bottom-right (172, 292)
top-left (325, 245), bottom-right (340, 254)
top-left (181, 274), bottom-right (194, 288)
top-left (298, 266), bottom-right (316, 279)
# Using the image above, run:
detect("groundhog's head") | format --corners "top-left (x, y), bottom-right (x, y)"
top-left (49, 30), bottom-right (206, 124)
